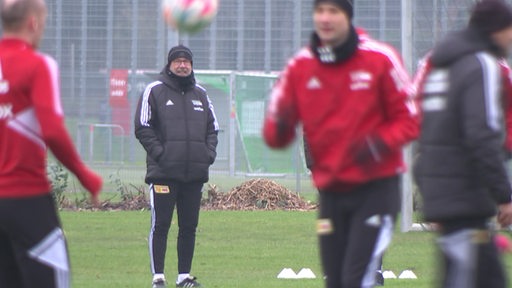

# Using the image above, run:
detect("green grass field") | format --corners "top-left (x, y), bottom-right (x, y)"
top-left (59, 210), bottom-right (504, 288)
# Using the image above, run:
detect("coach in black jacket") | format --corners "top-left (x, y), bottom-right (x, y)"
top-left (414, 1), bottom-right (512, 287)
top-left (135, 45), bottom-right (218, 288)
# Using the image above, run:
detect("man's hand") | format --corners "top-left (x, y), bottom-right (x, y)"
top-left (78, 167), bottom-right (103, 207)
top-left (498, 202), bottom-right (512, 227)
top-left (90, 194), bottom-right (100, 208)
top-left (350, 135), bottom-right (390, 167)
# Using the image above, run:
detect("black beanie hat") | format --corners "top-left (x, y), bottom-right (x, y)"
top-left (167, 45), bottom-right (193, 64)
top-left (314, 0), bottom-right (354, 18)
top-left (469, 0), bottom-right (512, 33)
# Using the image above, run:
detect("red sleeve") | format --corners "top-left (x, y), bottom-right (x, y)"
top-left (499, 60), bottom-right (512, 152)
top-left (32, 56), bottom-right (101, 196)
top-left (412, 53), bottom-right (432, 100)
top-left (411, 54), bottom-right (432, 125)
top-left (374, 50), bottom-right (420, 150)
top-left (262, 61), bottom-right (299, 148)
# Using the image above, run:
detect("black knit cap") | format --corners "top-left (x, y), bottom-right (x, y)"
top-left (314, 0), bottom-right (354, 18)
top-left (167, 45), bottom-right (193, 64)
top-left (469, 0), bottom-right (512, 33)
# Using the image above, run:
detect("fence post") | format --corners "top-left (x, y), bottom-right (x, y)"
top-left (401, 0), bottom-right (414, 232)
top-left (78, 123), bottom-right (125, 164)
top-left (229, 72), bottom-right (236, 176)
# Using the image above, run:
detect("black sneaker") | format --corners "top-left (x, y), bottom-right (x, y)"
top-left (152, 278), bottom-right (167, 288)
top-left (176, 276), bottom-right (202, 287)
top-left (375, 271), bottom-right (384, 286)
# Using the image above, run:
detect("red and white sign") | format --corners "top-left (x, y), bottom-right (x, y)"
top-left (109, 69), bottom-right (129, 106)
top-left (109, 69), bottom-right (130, 135)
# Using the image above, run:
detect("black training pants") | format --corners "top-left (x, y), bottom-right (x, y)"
top-left (437, 223), bottom-right (507, 288)
top-left (148, 181), bottom-right (203, 275)
top-left (318, 176), bottom-right (400, 288)
top-left (0, 194), bottom-right (70, 288)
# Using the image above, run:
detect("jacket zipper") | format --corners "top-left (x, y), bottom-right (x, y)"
top-left (182, 90), bottom-right (190, 180)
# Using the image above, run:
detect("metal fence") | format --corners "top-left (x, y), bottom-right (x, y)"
top-left (2, 0), bottom-right (503, 191)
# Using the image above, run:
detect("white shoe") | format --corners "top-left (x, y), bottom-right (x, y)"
top-left (152, 278), bottom-right (167, 288)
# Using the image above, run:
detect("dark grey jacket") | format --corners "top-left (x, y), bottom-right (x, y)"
top-left (134, 72), bottom-right (219, 184)
top-left (414, 28), bottom-right (512, 222)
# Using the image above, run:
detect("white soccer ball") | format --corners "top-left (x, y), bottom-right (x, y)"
top-left (162, 0), bottom-right (219, 34)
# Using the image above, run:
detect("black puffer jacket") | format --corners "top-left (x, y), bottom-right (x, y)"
top-left (414, 28), bottom-right (512, 222)
top-left (134, 71), bottom-right (219, 184)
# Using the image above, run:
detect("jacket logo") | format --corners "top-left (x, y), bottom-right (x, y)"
top-left (191, 100), bottom-right (203, 106)
top-left (421, 69), bottom-right (449, 112)
top-left (350, 70), bottom-right (372, 91)
top-left (423, 69), bottom-right (449, 94)
top-left (307, 77), bottom-right (322, 90)
top-left (166, 100), bottom-right (174, 106)
top-left (192, 100), bottom-right (204, 112)
top-left (0, 103), bottom-right (13, 119)
top-left (317, 219), bottom-right (333, 235)
top-left (422, 96), bottom-right (446, 112)
top-left (153, 185), bottom-right (170, 194)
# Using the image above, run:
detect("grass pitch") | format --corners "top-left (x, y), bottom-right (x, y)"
top-left (61, 210), bottom-right (512, 288)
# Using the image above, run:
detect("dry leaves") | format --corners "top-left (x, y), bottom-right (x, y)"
top-left (201, 178), bottom-right (317, 211)
top-left (60, 179), bottom-right (317, 211)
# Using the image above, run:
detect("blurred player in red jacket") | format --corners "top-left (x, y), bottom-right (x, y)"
top-left (499, 60), bottom-right (512, 153)
top-left (263, 0), bottom-right (419, 287)
top-left (0, 0), bottom-right (102, 287)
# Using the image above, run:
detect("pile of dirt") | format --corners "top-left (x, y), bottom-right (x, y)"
top-left (201, 178), bottom-right (317, 211)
